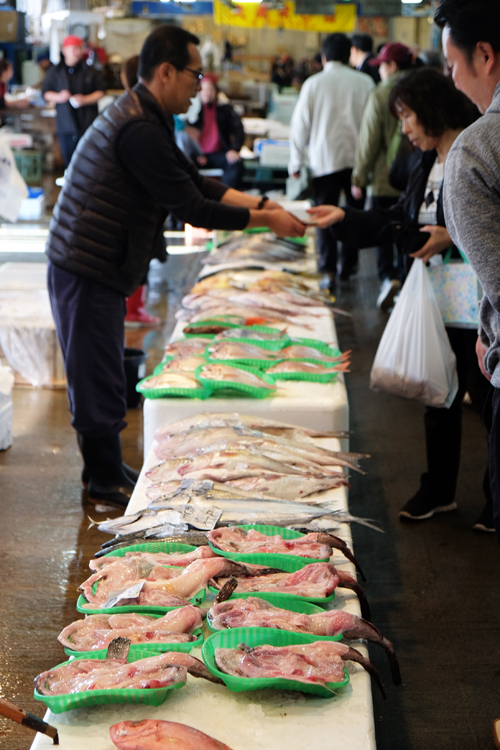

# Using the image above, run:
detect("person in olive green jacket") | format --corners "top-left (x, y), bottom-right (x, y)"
top-left (351, 42), bottom-right (414, 310)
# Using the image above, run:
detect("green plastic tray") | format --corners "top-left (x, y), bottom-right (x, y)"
top-left (287, 338), bottom-right (343, 357)
top-left (204, 351), bottom-right (284, 372)
top-left (64, 625), bottom-right (204, 658)
top-left (183, 319), bottom-right (242, 337)
top-left (207, 595), bottom-right (325, 633)
top-left (136, 374), bottom-right (211, 400)
top-left (201, 628), bottom-right (349, 697)
top-left (266, 368), bottom-right (339, 384)
top-left (214, 325), bottom-right (292, 352)
top-left (208, 524), bottom-right (330, 572)
top-left (77, 582), bottom-right (206, 615)
top-left (195, 363), bottom-right (276, 399)
top-left (34, 652), bottom-right (186, 713)
top-left (152, 357), bottom-right (205, 377)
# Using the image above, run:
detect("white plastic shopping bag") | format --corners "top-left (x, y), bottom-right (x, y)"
top-left (370, 259), bottom-right (458, 408)
top-left (0, 132), bottom-right (29, 222)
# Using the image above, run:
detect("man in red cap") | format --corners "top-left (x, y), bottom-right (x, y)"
top-left (42, 35), bottom-right (106, 167)
top-left (189, 72), bottom-right (245, 188)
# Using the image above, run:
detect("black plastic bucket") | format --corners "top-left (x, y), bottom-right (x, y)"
top-left (124, 347), bottom-right (148, 408)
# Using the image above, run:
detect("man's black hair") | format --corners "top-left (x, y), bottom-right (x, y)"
top-left (389, 67), bottom-right (479, 136)
top-left (139, 24), bottom-right (200, 82)
top-left (434, 0), bottom-right (500, 60)
top-left (322, 33), bottom-right (351, 65)
top-left (351, 34), bottom-right (373, 54)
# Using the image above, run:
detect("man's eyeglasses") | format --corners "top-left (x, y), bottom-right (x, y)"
top-left (183, 67), bottom-right (203, 82)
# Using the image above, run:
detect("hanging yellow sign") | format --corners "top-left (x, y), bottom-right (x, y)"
top-left (213, 1), bottom-right (357, 32)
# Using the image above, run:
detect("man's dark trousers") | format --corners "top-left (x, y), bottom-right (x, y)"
top-left (371, 195), bottom-right (400, 281)
top-left (313, 168), bottom-right (365, 277)
top-left (58, 133), bottom-right (80, 169)
top-left (47, 262), bottom-right (127, 438)
top-left (203, 150), bottom-right (244, 190)
top-left (483, 384), bottom-right (500, 544)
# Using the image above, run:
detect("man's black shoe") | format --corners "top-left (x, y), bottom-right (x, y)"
top-left (473, 504), bottom-right (495, 532)
top-left (399, 487), bottom-right (457, 521)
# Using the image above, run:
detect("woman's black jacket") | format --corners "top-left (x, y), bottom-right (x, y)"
top-left (333, 149), bottom-right (447, 256)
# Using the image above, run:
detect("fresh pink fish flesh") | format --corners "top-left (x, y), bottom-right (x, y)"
top-left (79, 557), bottom-right (262, 609)
top-left (58, 605), bottom-right (202, 651)
top-left (199, 364), bottom-right (276, 390)
top-left (207, 527), bottom-right (331, 559)
top-left (35, 652), bottom-right (188, 695)
top-left (208, 598), bottom-right (400, 684)
top-left (110, 720), bottom-right (234, 750)
top-left (267, 360), bottom-right (349, 374)
top-left (89, 546), bottom-right (217, 572)
top-left (206, 341), bottom-right (282, 360)
top-left (215, 640), bottom-right (353, 685)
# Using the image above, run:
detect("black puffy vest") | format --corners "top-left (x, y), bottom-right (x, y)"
top-left (46, 84), bottom-right (168, 296)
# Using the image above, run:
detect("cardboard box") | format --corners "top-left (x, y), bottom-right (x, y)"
top-left (0, 11), bottom-right (24, 43)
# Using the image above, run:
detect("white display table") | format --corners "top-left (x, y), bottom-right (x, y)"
top-left (143, 308), bottom-right (347, 459)
top-left (31, 438), bottom-right (375, 750)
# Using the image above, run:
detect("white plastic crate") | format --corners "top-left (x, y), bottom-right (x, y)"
top-left (0, 401), bottom-right (13, 451)
top-left (17, 189), bottom-right (44, 221)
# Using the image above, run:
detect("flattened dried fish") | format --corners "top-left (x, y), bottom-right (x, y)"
top-left (199, 364), bottom-right (276, 391)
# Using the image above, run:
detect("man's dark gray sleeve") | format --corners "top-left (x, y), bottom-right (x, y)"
top-left (117, 120), bottom-right (249, 230)
top-left (444, 135), bottom-right (500, 385)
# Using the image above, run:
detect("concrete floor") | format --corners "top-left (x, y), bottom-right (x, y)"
top-left (0, 249), bottom-right (499, 750)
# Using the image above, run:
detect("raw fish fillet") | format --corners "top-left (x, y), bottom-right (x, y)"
top-left (35, 652), bottom-right (188, 695)
top-left (160, 356), bottom-right (205, 373)
top-left (79, 557), bottom-right (270, 609)
top-left (199, 364), bottom-right (276, 391)
top-left (89, 545), bottom-right (218, 571)
top-left (208, 598), bottom-right (401, 684)
top-left (140, 372), bottom-right (200, 390)
top-left (58, 605), bottom-right (202, 651)
top-left (206, 341), bottom-right (283, 361)
top-left (208, 528), bottom-right (366, 580)
top-left (214, 328), bottom-right (288, 342)
top-left (110, 720), bottom-right (234, 750)
top-left (35, 649), bottom-right (218, 696)
top-left (164, 338), bottom-right (208, 356)
top-left (280, 345), bottom-right (347, 362)
top-left (215, 562), bottom-right (340, 598)
top-left (215, 640), bottom-right (355, 686)
top-left (207, 527), bottom-right (331, 559)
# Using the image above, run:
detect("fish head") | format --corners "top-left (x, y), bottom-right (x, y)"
top-left (107, 636), bottom-right (131, 661)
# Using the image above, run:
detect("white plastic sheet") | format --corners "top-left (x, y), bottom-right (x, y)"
top-left (0, 132), bottom-right (29, 222)
top-left (370, 258), bottom-right (458, 408)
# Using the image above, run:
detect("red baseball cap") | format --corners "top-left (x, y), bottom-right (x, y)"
top-left (62, 35), bottom-right (83, 49)
top-left (201, 73), bottom-right (218, 85)
top-left (370, 42), bottom-right (412, 66)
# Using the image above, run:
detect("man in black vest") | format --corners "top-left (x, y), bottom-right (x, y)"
top-left (46, 24), bottom-right (304, 509)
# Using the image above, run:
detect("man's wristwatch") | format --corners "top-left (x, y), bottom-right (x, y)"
top-left (257, 196), bottom-right (269, 210)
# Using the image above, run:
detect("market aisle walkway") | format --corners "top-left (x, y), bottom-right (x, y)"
top-left (0, 249), bottom-right (499, 750)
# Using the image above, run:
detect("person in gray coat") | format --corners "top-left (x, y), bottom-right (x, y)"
top-left (435, 0), bottom-right (500, 543)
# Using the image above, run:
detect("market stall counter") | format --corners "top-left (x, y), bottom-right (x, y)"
top-left (30, 436), bottom-right (376, 750)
